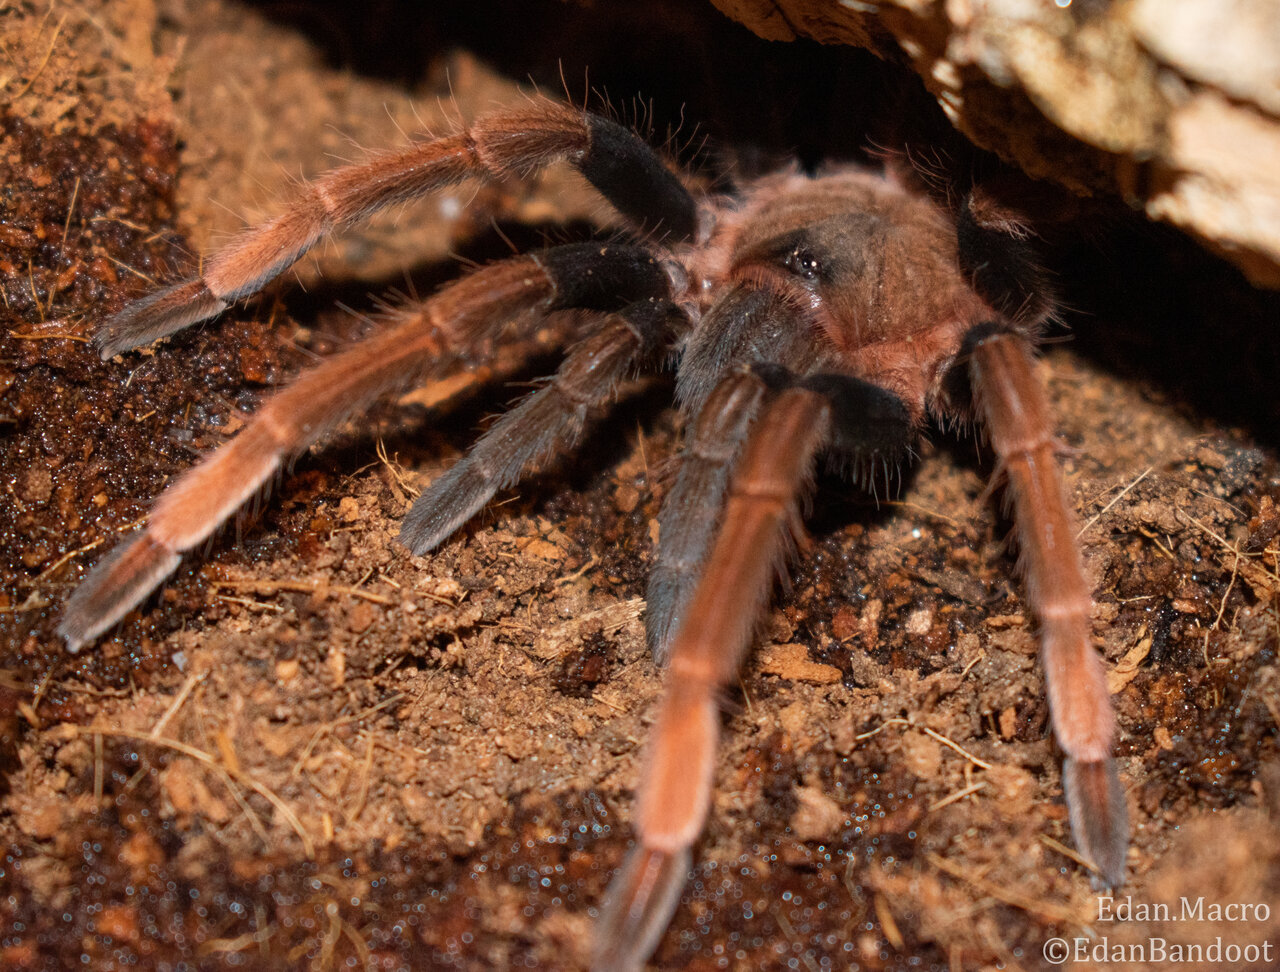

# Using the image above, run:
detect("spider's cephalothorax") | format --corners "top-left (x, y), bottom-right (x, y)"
top-left (58, 96), bottom-right (1126, 970)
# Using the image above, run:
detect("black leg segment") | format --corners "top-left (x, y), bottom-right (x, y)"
top-left (536, 242), bottom-right (673, 313)
top-left (748, 365), bottom-right (913, 464)
top-left (577, 115), bottom-right (698, 244)
top-left (955, 192), bottom-right (1052, 326)
top-left (938, 320), bottom-right (1019, 418)
top-left (800, 372), bottom-right (913, 463)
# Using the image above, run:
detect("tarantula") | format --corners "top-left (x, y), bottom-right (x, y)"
top-left (58, 95), bottom-right (1127, 969)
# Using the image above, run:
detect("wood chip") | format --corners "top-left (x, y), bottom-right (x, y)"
top-left (758, 643), bottom-right (842, 684)
top-left (1107, 627), bottom-right (1153, 694)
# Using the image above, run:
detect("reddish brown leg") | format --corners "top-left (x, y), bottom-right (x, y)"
top-left (968, 328), bottom-right (1128, 886)
top-left (593, 384), bottom-right (831, 971)
top-left (60, 240), bottom-right (671, 650)
top-left (59, 258), bottom-right (553, 649)
top-left (98, 97), bottom-right (696, 356)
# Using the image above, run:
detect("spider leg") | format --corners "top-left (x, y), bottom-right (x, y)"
top-left (594, 383), bottom-right (831, 971)
top-left (399, 295), bottom-right (684, 554)
top-left (649, 358), bottom-right (916, 664)
top-left (966, 324), bottom-right (1128, 887)
top-left (59, 242), bottom-right (672, 651)
top-left (645, 370), bottom-right (767, 663)
top-left (97, 97), bottom-right (697, 357)
top-left (595, 371), bottom-right (911, 971)
top-left (647, 284), bottom-right (843, 663)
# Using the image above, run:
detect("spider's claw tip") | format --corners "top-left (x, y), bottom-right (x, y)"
top-left (592, 846), bottom-right (690, 972)
top-left (56, 534), bottom-right (183, 659)
top-left (1063, 756), bottom-right (1129, 889)
top-left (57, 599), bottom-right (95, 654)
top-left (96, 280), bottom-right (229, 357)
top-left (395, 522), bottom-right (435, 558)
top-left (95, 336), bottom-right (125, 362)
top-left (643, 571), bottom-right (682, 666)
top-left (57, 626), bottom-right (85, 654)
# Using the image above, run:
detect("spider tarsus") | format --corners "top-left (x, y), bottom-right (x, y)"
top-left (97, 280), bottom-right (228, 358)
top-left (591, 846), bottom-right (690, 972)
top-left (1063, 756), bottom-right (1129, 889)
top-left (643, 569), bottom-right (685, 664)
top-left (398, 459), bottom-right (491, 556)
top-left (57, 532), bottom-right (182, 651)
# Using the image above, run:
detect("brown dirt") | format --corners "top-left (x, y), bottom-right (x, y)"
top-left (2, 2), bottom-right (1278, 971)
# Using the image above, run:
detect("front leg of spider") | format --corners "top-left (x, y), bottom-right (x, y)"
top-left (965, 323), bottom-right (1128, 886)
top-left (594, 369), bottom-right (912, 972)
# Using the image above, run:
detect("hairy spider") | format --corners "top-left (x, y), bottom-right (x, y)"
top-left (58, 94), bottom-right (1127, 969)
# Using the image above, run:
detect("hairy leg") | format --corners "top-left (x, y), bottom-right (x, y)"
top-left (649, 283), bottom-right (882, 663)
top-left (400, 296), bottom-right (683, 554)
top-left (596, 368), bottom-right (911, 970)
top-left (645, 370), bottom-right (767, 662)
top-left (60, 242), bottom-right (673, 650)
top-left (594, 383), bottom-right (832, 971)
top-left (966, 324), bottom-right (1127, 887)
top-left (98, 97), bottom-right (697, 356)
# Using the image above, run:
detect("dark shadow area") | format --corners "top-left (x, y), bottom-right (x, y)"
top-left (247, 0), bottom-right (897, 168)
top-left (1054, 215), bottom-right (1280, 443)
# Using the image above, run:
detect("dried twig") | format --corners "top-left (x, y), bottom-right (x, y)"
top-left (927, 853), bottom-right (1078, 924)
top-left (216, 577), bottom-right (395, 606)
top-left (74, 725), bottom-right (315, 857)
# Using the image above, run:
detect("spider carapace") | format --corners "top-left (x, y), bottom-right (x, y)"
top-left (58, 95), bottom-right (1127, 969)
